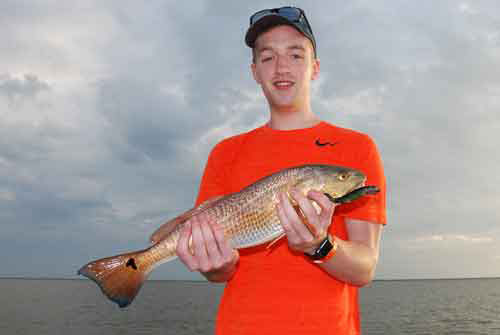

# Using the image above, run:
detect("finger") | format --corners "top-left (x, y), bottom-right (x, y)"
top-left (291, 189), bottom-right (320, 223)
top-left (307, 190), bottom-right (336, 218)
top-left (290, 189), bottom-right (320, 237)
top-left (212, 222), bottom-right (231, 257)
top-left (176, 221), bottom-right (198, 271)
top-left (176, 221), bottom-right (192, 256)
top-left (191, 216), bottom-right (209, 264)
top-left (308, 190), bottom-right (336, 212)
top-left (212, 223), bottom-right (238, 264)
top-left (284, 190), bottom-right (316, 240)
top-left (199, 215), bottom-right (223, 268)
top-left (292, 203), bottom-right (317, 237)
top-left (278, 192), bottom-right (312, 243)
top-left (307, 190), bottom-right (336, 229)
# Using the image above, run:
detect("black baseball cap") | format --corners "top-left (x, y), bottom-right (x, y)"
top-left (245, 6), bottom-right (317, 58)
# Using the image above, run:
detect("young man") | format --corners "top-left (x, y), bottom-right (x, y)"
top-left (176, 7), bottom-right (386, 334)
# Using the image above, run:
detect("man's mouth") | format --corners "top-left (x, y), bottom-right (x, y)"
top-left (273, 81), bottom-right (294, 89)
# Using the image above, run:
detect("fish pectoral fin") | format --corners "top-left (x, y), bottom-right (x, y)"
top-left (149, 195), bottom-right (224, 244)
top-left (266, 233), bottom-right (286, 250)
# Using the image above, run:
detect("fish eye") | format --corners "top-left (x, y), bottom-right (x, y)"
top-left (337, 172), bottom-right (349, 181)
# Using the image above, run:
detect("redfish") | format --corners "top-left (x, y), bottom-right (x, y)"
top-left (78, 164), bottom-right (378, 307)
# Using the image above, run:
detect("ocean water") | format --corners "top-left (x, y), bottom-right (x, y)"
top-left (1, 278), bottom-right (499, 334)
top-left (360, 279), bottom-right (500, 334)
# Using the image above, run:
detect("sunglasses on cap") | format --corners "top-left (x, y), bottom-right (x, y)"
top-left (250, 6), bottom-right (310, 26)
top-left (245, 6), bottom-right (317, 57)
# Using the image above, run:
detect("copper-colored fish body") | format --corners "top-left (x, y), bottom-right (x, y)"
top-left (78, 164), bottom-right (368, 307)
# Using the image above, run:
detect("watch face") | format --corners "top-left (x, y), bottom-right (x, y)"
top-left (310, 236), bottom-right (333, 260)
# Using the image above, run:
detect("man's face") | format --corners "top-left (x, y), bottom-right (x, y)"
top-left (251, 25), bottom-right (320, 111)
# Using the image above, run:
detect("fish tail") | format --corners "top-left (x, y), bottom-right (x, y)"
top-left (77, 249), bottom-right (153, 308)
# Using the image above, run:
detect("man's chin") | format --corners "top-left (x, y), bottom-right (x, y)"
top-left (269, 98), bottom-right (300, 110)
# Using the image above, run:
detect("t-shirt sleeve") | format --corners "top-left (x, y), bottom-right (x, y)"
top-left (335, 136), bottom-right (387, 225)
top-left (195, 141), bottom-right (232, 206)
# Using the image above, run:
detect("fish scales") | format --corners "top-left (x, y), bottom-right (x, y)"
top-left (214, 167), bottom-right (293, 248)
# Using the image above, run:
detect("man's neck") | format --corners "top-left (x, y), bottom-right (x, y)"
top-left (268, 106), bottom-right (321, 130)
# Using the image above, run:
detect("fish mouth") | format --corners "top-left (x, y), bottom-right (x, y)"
top-left (328, 185), bottom-right (380, 204)
top-left (354, 179), bottom-right (366, 191)
top-left (350, 179), bottom-right (381, 195)
top-left (350, 172), bottom-right (366, 192)
top-left (323, 176), bottom-right (369, 203)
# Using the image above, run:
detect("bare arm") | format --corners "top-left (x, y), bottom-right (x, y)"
top-left (277, 188), bottom-right (383, 287)
top-left (319, 219), bottom-right (382, 286)
top-left (176, 213), bottom-right (239, 283)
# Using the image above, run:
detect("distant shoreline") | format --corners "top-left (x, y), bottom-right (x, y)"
top-left (1, 276), bottom-right (499, 282)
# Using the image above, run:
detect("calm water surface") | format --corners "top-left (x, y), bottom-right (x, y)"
top-left (1, 278), bottom-right (499, 334)
top-left (361, 279), bottom-right (500, 334)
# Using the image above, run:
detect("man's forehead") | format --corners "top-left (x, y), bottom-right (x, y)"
top-left (257, 44), bottom-right (306, 53)
top-left (255, 25), bottom-right (310, 49)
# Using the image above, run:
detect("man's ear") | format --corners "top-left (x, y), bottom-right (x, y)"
top-left (251, 62), bottom-right (261, 84)
top-left (311, 58), bottom-right (320, 81)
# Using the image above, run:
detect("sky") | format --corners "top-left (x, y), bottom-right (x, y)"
top-left (1, 0), bottom-right (499, 281)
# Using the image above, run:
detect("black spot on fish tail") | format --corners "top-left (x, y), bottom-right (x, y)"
top-left (126, 258), bottom-right (138, 270)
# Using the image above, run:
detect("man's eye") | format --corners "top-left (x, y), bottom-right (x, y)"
top-left (261, 56), bottom-right (273, 62)
top-left (292, 54), bottom-right (303, 59)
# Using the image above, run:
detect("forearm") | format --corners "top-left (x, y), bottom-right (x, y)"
top-left (318, 236), bottom-right (379, 287)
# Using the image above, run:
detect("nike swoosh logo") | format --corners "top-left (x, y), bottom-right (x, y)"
top-left (315, 139), bottom-right (339, 147)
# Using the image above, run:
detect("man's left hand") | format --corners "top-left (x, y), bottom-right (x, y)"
top-left (276, 188), bottom-right (337, 255)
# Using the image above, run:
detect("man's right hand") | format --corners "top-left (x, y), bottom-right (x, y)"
top-left (176, 212), bottom-right (239, 282)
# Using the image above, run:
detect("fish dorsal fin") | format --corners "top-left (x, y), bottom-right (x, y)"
top-left (149, 195), bottom-right (224, 244)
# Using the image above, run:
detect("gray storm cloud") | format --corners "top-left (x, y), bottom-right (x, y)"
top-left (1, 1), bottom-right (499, 279)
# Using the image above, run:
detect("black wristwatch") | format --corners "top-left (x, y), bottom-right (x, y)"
top-left (305, 234), bottom-right (337, 263)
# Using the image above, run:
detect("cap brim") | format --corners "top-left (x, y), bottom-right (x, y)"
top-left (245, 15), bottom-right (299, 48)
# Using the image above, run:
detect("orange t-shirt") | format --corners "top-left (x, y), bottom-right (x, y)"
top-left (196, 121), bottom-right (386, 335)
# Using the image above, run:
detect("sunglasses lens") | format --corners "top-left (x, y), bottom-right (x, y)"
top-left (250, 10), bottom-right (272, 25)
top-left (276, 7), bottom-right (301, 21)
top-left (250, 7), bottom-right (302, 25)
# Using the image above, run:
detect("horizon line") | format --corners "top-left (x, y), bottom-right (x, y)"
top-left (1, 275), bottom-right (500, 282)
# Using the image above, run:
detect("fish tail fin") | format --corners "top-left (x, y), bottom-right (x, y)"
top-left (77, 249), bottom-right (153, 308)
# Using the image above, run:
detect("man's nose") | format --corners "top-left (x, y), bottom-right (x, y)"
top-left (275, 55), bottom-right (291, 74)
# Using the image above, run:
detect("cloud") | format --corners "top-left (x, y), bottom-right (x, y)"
top-left (1, 1), bottom-right (499, 279)
top-left (0, 73), bottom-right (50, 100)
top-left (414, 234), bottom-right (494, 244)
top-left (0, 189), bottom-right (15, 201)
